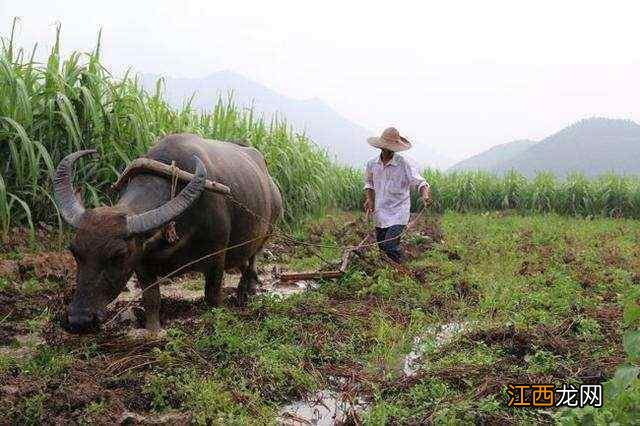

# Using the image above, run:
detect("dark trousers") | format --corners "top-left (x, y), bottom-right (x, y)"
top-left (375, 225), bottom-right (405, 263)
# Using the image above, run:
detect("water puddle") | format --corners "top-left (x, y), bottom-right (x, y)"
top-left (109, 273), bottom-right (316, 335)
top-left (119, 410), bottom-right (190, 424)
top-left (260, 279), bottom-right (317, 297)
top-left (115, 269), bottom-right (316, 305)
top-left (278, 390), bottom-right (366, 426)
top-left (403, 321), bottom-right (469, 376)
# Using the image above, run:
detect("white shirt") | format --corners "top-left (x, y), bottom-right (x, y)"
top-left (364, 153), bottom-right (428, 228)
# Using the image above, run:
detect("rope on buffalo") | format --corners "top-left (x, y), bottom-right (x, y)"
top-left (163, 161), bottom-right (180, 244)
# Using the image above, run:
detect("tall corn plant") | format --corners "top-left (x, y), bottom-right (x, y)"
top-left (498, 170), bottom-right (527, 210)
top-left (594, 174), bottom-right (632, 218)
top-left (0, 21), bottom-right (365, 236)
top-left (558, 172), bottom-right (593, 216)
top-left (523, 172), bottom-right (558, 213)
top-left (419, 168), bottom-right (640, 218)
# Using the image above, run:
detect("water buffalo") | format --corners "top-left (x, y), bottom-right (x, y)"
top-left (54, 133), bottom-right (282, 333)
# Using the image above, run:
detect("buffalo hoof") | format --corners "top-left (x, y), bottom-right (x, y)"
top-left (204, 294), bottom-right (223, 307)
top-left (230, 292), bottom-right (249, 307)
top-left (236, 294), bottom-right (248, 307)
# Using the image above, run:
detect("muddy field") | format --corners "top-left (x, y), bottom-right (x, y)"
top-left (0, 212), bottom-right (638, 424)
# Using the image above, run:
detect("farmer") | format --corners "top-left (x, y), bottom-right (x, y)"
top-left (364, 127), bottom-right (431, 263)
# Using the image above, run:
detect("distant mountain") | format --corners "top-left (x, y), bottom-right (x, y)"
top-left (449, 118), bottom-right (640, 178)
top-left (449, 139), bottom-right (537, 172)
top-left (141, 71), bottom-right (451, 169)
top-left (141, 71), bottom-right (375, 167)
top-left (494, 118), bottom-right (640, 178)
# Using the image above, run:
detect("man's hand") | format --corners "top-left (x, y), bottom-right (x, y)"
top-left (364, 189), bottom-right (375, 217)
top-left (420, 186), bottom-right (432, 207)
top-left (364, 198), bottom-right (373, 213)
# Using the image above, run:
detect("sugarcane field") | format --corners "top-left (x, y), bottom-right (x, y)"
top-left (1, 5), bottom-right (640, 425)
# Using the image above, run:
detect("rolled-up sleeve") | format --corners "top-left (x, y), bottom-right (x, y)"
top-left (364, 161), bottom-right (374, 190)
top-left (407, 158), bottom-right (428, 191)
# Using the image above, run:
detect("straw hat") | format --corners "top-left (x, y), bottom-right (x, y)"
top-left (367, 127), bottom-right (412, 152)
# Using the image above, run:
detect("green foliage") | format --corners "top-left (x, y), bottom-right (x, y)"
top-left (177, 370), bottom-right (264, 425)
top-left (143, 373), bottom-right (173, 412)
top-left (575, 317), bottom-right (603, 342)
top-left (364, 378), bottom-right (452, 424)
top-left (3, 22), bottom-right (640, 239)
top-left (526, 349), bottom-right (559, 374)
top-left (0, 277), bottom-right (11, 291)
top-left (0, 353), bottom-right (17, 374)
top-left (84, 400), bottom-right (107, 418)
top-left (366, 312), bottom-right (409, 376)
top-left (624, 330), bottom-right (640, 362)
top-left (21, 392), bottom-right (46, 425)
top-left (20, 278), bottom-right (57, 295)
top-left (0, 21), bottom-right (361, 236)
top-left (20, 345), bottom-right (72, 377)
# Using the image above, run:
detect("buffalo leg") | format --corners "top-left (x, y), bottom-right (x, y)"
top-left (139, 273), bottom-right (161, 331)
top-left (205, 255), bottom-right (225, 307)
top-left (237, 255), bottom-right (259, 306)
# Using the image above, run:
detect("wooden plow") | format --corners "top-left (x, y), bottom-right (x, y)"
top-left (278, 234), bottom-right (372, 283)
top-left (278, 210), bottom-right (424, 283)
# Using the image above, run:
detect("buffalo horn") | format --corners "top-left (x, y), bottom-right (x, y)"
top-left (125, 154), bottom-right (207, 235)
top-left (53, 149), bottom-right (98, 228)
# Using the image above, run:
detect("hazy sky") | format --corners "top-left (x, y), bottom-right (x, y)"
top-left (3, 0), bottom-right (640, 164)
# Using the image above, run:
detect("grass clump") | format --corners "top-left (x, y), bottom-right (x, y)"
top-left (0, 353), bottom-right (17, 375)
top-left (20, 345), bottom-right (73, 378)
top-left (21, 392), bottom-right (46, 425)
top-left (178, 372), bottom-right (263, 425)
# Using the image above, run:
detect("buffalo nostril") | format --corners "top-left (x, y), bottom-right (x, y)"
top-left (66, 321), bottom-right (84, 333)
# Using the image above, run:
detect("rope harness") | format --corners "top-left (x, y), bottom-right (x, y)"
top-left (162, 161), bottom-right (180, 244)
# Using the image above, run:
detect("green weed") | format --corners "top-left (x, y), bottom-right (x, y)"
top-left (178, 372), bottom-right (256, 425)
top-left (20, 278), bottom-right (57, 295)
top-left (21, 346), bottom-right (72, 377)
top-left (143, 373), bottom-right (174, 412)
top-left (84, 399), bottom-right (107, 418)
top-left (0, 277), bottom-right (11, 291)
top-left (0, 353), bottom-right (17, 374)
top-left (22, 392), bottom-right (46, 425)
